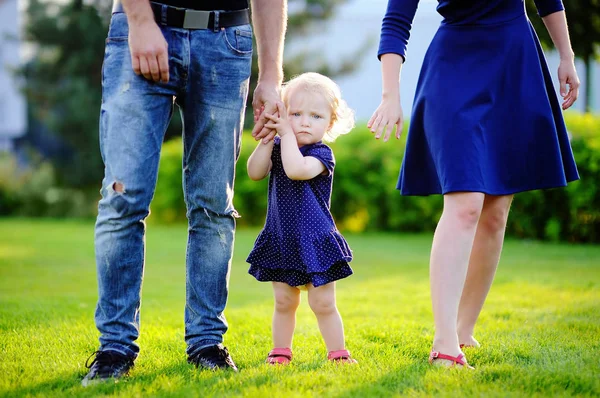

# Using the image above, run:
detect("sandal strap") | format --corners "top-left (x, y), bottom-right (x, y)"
top-left (267, 347), bottom-right (292, 360)
top-left (429, 351), bottom-right (468, 366)
top-left (327, 349), bottom-right (352, 361)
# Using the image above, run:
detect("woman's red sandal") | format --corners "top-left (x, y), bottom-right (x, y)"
top-left (327, 349), bottom-right (358, 364)
top-left (429, 351), bottom-right (474, 369)
top-left (266, 347), bottom-right (293, 365)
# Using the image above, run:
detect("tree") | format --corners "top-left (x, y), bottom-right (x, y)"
top-left (526, 0), bottom-right (600, 112)
top-left (20, 0), bottom-right (363, 188)
top-left (21, 0), bottom-right (111, 188)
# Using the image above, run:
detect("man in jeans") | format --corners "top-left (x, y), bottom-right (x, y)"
top-left (83, 0), bottom-right (286, 385)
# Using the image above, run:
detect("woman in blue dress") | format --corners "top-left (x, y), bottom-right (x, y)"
top-left (369, 0), bottom-right (580, 367)
top-left (247, 73), bottom-right (357, 365)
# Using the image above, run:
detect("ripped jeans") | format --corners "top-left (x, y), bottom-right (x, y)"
top-left (94, 11), bottom-right (252, 359)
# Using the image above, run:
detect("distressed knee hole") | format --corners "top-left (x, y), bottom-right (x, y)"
top-left (112, 182), bottom-right (125, 194)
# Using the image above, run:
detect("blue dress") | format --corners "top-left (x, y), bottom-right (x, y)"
top-left (378, 0), bottom-right (579, 195)
top-left (247, 137), bottom-right (353, 287)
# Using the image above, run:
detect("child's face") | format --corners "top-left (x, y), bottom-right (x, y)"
top-left (285, 88), bottom-right (332, 146)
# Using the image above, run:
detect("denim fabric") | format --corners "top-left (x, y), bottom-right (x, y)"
top-left (94, 11), bottom-right (252, 358)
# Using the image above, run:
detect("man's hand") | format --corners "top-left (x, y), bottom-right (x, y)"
top-left (252, 82), bottom-right (281, 143)
top-left (128, 20), bottom-right (169, 83)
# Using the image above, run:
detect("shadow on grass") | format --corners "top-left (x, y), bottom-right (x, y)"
top-left (6, 361), bottom-right (247, 397)
top-left (331, 361), bottom-right (434, 398)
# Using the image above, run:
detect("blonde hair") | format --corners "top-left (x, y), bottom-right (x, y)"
top-left (281, 72), bottom-right (355, 142)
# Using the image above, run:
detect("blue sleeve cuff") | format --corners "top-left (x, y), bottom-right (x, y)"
top-left (534, 0), bottom-right (564, 17)
top-left (377, 0), bottom-right (419, 63)
top-left (377, 45), bottom-right (407, 63)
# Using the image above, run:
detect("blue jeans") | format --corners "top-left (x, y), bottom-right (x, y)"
top-left (94, 11), bottom-right (252, 359)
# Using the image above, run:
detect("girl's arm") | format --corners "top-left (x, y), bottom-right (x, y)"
top-left (539, 10), bottom-right (580, 109)
top-left (247, 140), bottom-right (275, 181)
top-left (279, 134), bottom-right (325, 180)
top-left (267, 102), bottom-right (325, 181)
top-left (368, 53), bottom-right (404, 141)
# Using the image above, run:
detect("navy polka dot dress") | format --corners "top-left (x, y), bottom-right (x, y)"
top-left (247, 137), bottom-right (353, 288)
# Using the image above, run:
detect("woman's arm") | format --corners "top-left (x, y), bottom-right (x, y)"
top-left (368, 53), bottom-right (404, 141)
top-left (539, 10), bottom-right (580, 109)
top-left (369, 0), bottom-right (419, 141)
top-left (378, 0), bottom-right (420, 63)
top-left (247, 140), bottom-right (275, 181)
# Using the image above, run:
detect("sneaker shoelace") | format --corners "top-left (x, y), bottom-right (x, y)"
top-left (215, 346), bottom-right (231, 365)
top-left (85, 351), bottom-right (133, 377)
top-left (191, 345), bottom-right (231, 366)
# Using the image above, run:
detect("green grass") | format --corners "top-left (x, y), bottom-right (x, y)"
top-left (1, 219), bottom-right (599, 397)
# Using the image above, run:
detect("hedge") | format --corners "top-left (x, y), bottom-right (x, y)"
top-left (1, 113), bottom-right (598, 243)
top-left (150, 113), bottom-right (600, 243)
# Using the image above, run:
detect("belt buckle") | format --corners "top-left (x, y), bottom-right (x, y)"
top-left (183, 9), bottom-right (211, 29)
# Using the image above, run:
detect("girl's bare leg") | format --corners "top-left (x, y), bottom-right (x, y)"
top-left (272, 282), bottom-right (301, 348)
top-left (307, 282), bottom-right (346, 352)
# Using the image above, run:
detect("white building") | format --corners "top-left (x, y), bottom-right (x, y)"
top-left (0, 0), bottom-right (27, 151)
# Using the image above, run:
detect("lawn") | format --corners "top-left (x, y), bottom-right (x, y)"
top-left (0, 219), bottom-right (599, 397)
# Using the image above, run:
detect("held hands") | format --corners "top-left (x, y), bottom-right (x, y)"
top-left (558, 57), bottom-right (580, 110)
top-left (252, 82), bottom-right (282, 143)
top-left (129, 20), bottom-right (169, 83)
top-left (263, 102), bottom-right (294, 139)
top-left (368, 95), bottom-right (403, 142)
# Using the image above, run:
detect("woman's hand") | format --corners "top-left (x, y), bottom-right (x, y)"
top-left (264, 102), bottom-right (294, 138)
top-left (558, 57), bottom-right (580, 110)
top-left (368, 95), bottom-right (403, 142)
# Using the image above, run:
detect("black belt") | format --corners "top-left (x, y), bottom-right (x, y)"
top-left (112, 2), bottom-right (250, 30)
top-left (149, 0), bottom-right (248, 11)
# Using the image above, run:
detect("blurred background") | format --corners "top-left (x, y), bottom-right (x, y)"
top-left (1, 0), bottom-right (599, 243)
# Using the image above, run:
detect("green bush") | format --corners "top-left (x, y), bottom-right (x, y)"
top-left (328, 127), bottom-right (442, 233)
top-left (151, 139), bottom-right (186, 224)
top-left (0, 153), bottom-right (96, 218)
top-left (4, 113), bottom-right (598, 243)
top-left (562, 113), bottom-right (600, 242)
top-left (150, 112), bottom-right (599, 243)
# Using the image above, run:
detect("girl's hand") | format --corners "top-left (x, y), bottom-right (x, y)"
top-left (368, 95), bottom-right (403, 142)
top-left (264, 101), bottom-right (294, 138)
top-left (558, 57), bottom-right (580, 110)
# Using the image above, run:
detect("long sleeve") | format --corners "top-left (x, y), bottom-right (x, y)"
top-left (533, 0), bottom-right (564, 17)
top-left (377, 0), bottom-right (420, 62)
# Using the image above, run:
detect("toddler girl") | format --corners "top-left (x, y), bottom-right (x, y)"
top-left (247, 72), bottom-right (356, 365)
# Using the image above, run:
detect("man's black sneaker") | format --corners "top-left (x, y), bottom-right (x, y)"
top-left (188, 344), bottom-right (238, 372)
top-left (81, 350), bottom-right (134, 386)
